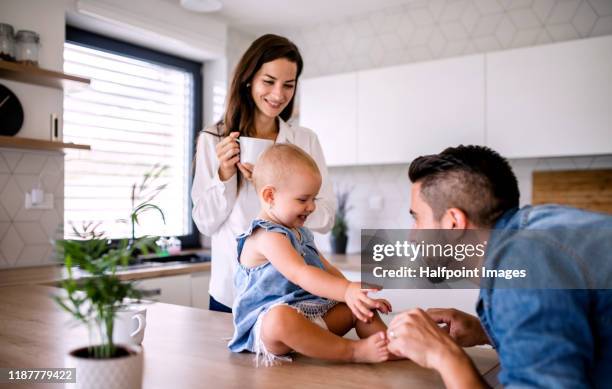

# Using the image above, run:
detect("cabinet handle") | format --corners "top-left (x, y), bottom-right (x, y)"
top-left (140, 288), bottom-right (161, 297)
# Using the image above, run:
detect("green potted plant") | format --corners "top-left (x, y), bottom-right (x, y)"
top-left (56, 225), bottom-right (157, 389)
top-left (54, 166), bottom-right (167, 389)
top-left (330, 187), bottom-right (352, 254)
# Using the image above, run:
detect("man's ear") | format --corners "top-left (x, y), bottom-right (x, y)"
top-left (261, 185), bottom-right (276, 206)
top-left (441, 208), bottom-right (469, 229)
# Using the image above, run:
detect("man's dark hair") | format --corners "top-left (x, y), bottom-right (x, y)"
top-left (408, 145), bottom-right (519, 227)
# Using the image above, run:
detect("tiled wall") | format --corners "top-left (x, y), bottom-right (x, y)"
top-left (275, 0), bottom-right (612, 78)
top-left (234, 0), bottom-right (612, 253)
top-left (320, 155), bottom-right (612, 254)
top-left (0, 149), bottom-right (64, 268)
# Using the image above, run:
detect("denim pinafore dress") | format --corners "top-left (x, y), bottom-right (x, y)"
top-left (228, 219), bottom-right (337, 355)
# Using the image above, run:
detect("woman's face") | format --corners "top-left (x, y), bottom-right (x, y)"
top-left (250, 58), bottom-right (297, 120)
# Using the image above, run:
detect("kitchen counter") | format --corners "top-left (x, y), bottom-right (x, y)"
top-left (0, 285), bottom-right (499, 388)
top-left (0, 251), bottom-right (361, 287)
top-left (0, 260), bottom-right (211, 288)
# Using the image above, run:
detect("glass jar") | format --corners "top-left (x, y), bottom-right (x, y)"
top-left (0, 23), bottom-right (16, 61)
top-left (15, 30), bottom-right (39, 65)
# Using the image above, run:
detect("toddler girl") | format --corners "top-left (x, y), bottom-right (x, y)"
top-left (228, 143), bottom-right (393, 365)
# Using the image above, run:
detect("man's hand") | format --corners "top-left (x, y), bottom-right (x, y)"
top-left (427, 308), bottom-right (490, 347)
top-left (387, 308), bottom-right (464, 369)
top-left (344, 282), bottom-right (381, 322)
top-left (387, 309), bottom-right (487, 389)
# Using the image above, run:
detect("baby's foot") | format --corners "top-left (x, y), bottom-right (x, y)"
top-left (386, 351), bottom-right (405, 361)
top-left (351, 331), bottom-right (389, 363)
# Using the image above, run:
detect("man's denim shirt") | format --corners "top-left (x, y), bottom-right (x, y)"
top-left (477, 205), bottom-right (612, 388)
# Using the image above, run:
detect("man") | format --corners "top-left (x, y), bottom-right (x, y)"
top-left (386, 145), bottom-right (612, 388)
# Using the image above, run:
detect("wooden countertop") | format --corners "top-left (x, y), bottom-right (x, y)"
top-left (0, 251), bottom-right (360, 287)
top-left (0, 262), bottom-right (210, 287)
top-left (0, 261), bottom-right (211, 287)
top-left (0, 285), bottom-right (499, 388)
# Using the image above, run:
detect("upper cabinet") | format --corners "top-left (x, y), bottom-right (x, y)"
top-left (299, 36), bottom-right (612, 166)
top-left (487, 35), bottom-right (612, 159)
top-left (357, 55), bottom-right (485, 165)
top-left (300, 55), bottom-right (485, 166)
top-left (299, 72), bottom-right (358, 166)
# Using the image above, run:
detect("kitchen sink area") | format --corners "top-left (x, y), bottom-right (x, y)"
top-left (126, 252), bottom-right (212, 269)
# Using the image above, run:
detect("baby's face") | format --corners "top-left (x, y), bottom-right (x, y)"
top-left (270, 168), bottom-right (321, 228)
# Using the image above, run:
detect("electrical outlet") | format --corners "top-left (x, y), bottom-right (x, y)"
top-left (25, 193), bottom-right (54, 210)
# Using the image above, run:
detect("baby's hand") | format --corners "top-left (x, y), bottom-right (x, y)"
top-left (375, 298), bottom-right (392, 314)
top-left (344, 282), bottom-right (381, 322)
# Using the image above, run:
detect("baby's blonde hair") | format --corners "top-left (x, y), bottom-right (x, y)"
top-left (252, 143), bottom-right (321, 191)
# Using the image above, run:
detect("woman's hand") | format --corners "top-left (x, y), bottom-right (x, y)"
top-left (344, 282), bottom-right (382, 322)
top-left (237, 162), bottom-right (254, 182)
top-left (426, 308), bottom-right (490, 347)
top-left (216, 132), bottom-right (240, 181)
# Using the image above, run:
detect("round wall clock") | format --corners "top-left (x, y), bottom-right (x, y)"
top-left (0, 83), bottom-right (24, 136)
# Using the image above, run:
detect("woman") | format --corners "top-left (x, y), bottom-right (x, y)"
top-left (192, 34), bottom-right (336, 312)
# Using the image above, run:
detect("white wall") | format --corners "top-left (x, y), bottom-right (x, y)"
top-left (67, 0), bottom-right (226, 61)
top-left (277, 0), bottom-right (612, 78)
top-left (226, 28), bottom-right (257, 83)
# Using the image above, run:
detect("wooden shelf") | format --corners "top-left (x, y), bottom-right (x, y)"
top-left (0, 61), bottom-right (90, 90)
top-left (0, 135), bottom-right (91, 151)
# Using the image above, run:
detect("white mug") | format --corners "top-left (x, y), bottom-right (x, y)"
top-left (238, 136), bottom-right (274, 165)
top-left (114, 306), bottom-right (147, 346)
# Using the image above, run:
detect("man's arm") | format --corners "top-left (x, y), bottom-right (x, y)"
top-left (387, 309), bottom-right (488, 389)
top-left (487, 289), bottom-right (592, 388)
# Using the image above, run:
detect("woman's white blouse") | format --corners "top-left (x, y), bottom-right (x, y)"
top-left (191, 119), bottom-right (336, 307)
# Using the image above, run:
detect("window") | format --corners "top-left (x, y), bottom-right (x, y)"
top-left (63, 27), bottom-right (202, 247)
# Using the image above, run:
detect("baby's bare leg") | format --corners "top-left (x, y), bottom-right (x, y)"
top-left (260, 305), bottom-right (388, 363)
top-left (322, 302), bottom-right (388, 338)
top-left (356, 311), bottom-right (388, 338)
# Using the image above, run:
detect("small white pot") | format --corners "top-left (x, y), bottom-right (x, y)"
top-left (65, 344), bottom-right (143, 389)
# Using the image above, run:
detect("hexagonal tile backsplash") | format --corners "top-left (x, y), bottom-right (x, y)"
top-left (0, 149), bottom-right (64, 268)
top-left (270, 0), bottom-right (612, 78)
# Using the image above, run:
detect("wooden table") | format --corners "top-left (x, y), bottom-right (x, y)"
top-left (0, 285), bottom-right (499, 388)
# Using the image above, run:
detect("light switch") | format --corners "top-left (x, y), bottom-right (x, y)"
top-left (25, 192), bottom-right (54, 210)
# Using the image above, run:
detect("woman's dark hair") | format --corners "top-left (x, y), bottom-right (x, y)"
top-left (408, 145), bottom-right (519, 227)
top-left (198, 34), bottom-right (303, 190)
top-left (211, 33), bottom-right (303, 137)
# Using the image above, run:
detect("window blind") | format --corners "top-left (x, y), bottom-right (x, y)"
top-left (63, 42), bottom-right (192, 239)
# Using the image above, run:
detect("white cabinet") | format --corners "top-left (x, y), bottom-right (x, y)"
top-left (136, 274), bottom-right (192, 306)
top-left (357, 55), bottom-right (486, 165)
top-left (190, 271), bottom-right (211, 310)
top-left (299, 72), bottom-right (358, 166)
top-left (134, 271), bottom-right (211, 309)
top-left (300, 55), bottom-right (485, 166)
top-left (487, 35), bottom-right (612, 158)
top-left (300, 36), bottom-right (611, 165)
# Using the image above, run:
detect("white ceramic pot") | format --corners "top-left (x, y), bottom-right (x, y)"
top-left (64, 344), bottom-right (143, 389)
